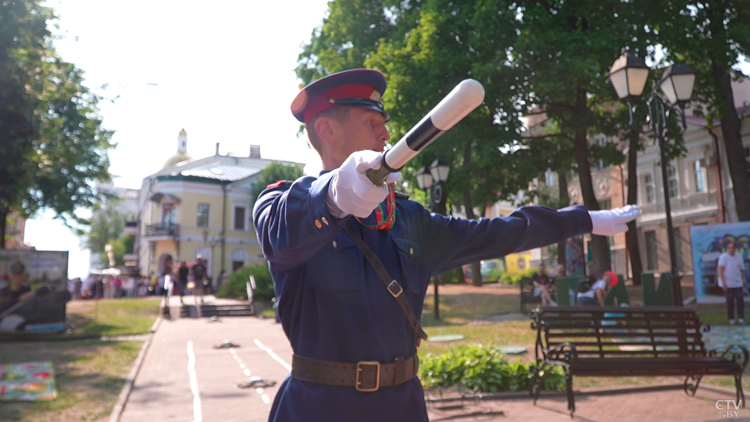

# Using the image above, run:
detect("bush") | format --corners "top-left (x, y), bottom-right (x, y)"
top-left (438, 267), bottom-right (465, 284)
top-left (500, 268), bottom-right (539, 285)
top-left (216, 263), bottom-right (275, 301)
top-left (419, 344), bottom-right (565, 392)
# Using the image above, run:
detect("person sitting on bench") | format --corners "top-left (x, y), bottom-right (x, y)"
top-left (532, 263), bottom-right (556, 306)
top-left (576, 271), bottom-right (617, 306)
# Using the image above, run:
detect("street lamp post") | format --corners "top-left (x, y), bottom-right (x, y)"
top-left (416, 158), bottom-right (451, 319)
top-left (202, 230), bottom-right (221, 287)
top-left (607, 53), bottom-right (696, 307)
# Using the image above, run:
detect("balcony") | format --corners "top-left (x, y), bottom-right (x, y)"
top-left (124, 221), bottom-right (139, 236)
top-left (145, 223), bottom-right (180, 238)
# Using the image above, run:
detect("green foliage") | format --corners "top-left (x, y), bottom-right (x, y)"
top-left (0, 0), bottom-right (114, 243)
top-left (216, 263), bottom-right (275, 301)
top-left (500, 268), bottom-right (539, 285)
top-left (438, 267), bottom-right (465, 284)
top-left (249, 162), bottom-right (305, 200)
top-left (419, 344), bottom-right (565, 392)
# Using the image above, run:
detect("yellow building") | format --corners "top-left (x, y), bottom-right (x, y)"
top-left (136, 129), bottom-right (299, 285)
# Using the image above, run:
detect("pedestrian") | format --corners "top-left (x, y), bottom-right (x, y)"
top-left (252, 68), bottom-right (640, 422)
top-left (177, 261), bottom-right (190, 305)
top-left (191, 256), bottom-right (207, 304)
top-left (532, 263), bottom-right (556, 306)
top-left (718, 240), bottom-right (746, 325)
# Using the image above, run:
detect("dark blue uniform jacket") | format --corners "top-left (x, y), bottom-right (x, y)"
top-left (253, 171), bottom-right (592, 422)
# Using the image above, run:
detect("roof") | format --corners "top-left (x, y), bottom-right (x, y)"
top-left (158, 162), bottom-right (264, 184)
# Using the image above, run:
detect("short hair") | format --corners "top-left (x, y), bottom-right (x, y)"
top-left (727, 240), bottom-right (737, 248)
top-left (306, 106), bottom-right (351, 155)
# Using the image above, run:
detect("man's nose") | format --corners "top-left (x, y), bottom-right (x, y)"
top-left (378, 125), bottom-right (390, 142)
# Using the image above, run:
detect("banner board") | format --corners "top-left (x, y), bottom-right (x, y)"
top-left (0, 250), bottom-right (69, 290)
top-left (689, 222), bottom-right (750, 304)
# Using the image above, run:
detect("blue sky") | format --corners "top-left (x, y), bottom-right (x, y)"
top-left (26, 0), bottom-right (330, 278)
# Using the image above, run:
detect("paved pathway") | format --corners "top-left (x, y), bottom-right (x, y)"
top-left (118, 300), bottom-right (748, 422)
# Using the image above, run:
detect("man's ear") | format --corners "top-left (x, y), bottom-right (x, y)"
top-left (313, 116), bottom-right (337, 144)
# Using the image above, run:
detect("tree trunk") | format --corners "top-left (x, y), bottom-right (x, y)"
top-left (573, 87), bottom-right (611, 277)
top-left (626, 132), bottom-right (644, 286)
top-left (710, 60), bottom-right (750, 221)
top-left (462, 140), bottom-right (482, 287)
top-left (0, 207), bottom-right (7, 249)
top-left (556, 169), bottom-right (568, 269)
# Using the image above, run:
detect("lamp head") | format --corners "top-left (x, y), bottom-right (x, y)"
top-left (659, 64), bottom-right (696, 105)
top-left (429, 158), bottom-right (451, 183)
top-left (607, 53), bottom-right (650, 101)
top-left (415, 165), bottom-right (434, 190)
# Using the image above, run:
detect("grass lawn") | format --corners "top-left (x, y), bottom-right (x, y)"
top-left (66, 297), bottom-right (162, 336)
top-left (0, 340), bottom-right (142, 422)
top-left (417, 283), bottom-right (750, 392)
top-left (0, 297), bottom-right (161, 421)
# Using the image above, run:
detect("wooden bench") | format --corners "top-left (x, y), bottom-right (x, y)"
top-left (529, 306), bottom-right (748, 416)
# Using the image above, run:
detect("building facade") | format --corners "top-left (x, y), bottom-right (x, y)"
top-left (135, 130), bottom-right (299, 285)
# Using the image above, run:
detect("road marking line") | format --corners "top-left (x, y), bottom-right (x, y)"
top-left (253, 339), bottom-right (291, 372)
top-left (243, 369), bottom-right (251, 376)
top-left (261, 394), bottom-right (270, 404)
top-left (187, 341), bottom-right (202, 422)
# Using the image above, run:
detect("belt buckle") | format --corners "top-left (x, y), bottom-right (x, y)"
top-left (355, 361), bottom-right (380, 392)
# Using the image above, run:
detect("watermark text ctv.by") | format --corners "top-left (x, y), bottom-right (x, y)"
top-left (715, 400), bottom-right (744, 418)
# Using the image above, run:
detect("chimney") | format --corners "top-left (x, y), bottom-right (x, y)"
top-left (215, 143), bottom-right (220, 155)
top-left (250, 145), bottom-right (261, 158)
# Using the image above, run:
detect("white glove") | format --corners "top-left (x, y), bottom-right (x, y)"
top-left (327, 150), bottom-right (401, 218)
top-left (589, 205), bottom-right (641, 236)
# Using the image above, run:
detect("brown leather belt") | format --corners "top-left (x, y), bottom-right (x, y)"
top-left (291, 354), bottom-right (418, 392)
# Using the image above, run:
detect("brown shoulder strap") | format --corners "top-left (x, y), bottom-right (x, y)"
top-left (342, 222), bottom-right (428, 347)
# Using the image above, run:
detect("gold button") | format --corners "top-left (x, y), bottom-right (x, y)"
top-left (315, 219), bottom-right (322, 229)
top-left (332, 241), bottom-right (337, 248)
top-left (409, 247), bottom-right (414, 255)
top-left (322, 217), bottom-right (329, 225)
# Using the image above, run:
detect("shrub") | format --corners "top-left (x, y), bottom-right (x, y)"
top-left (216, 262), bottom-right (275, 301)
top-left (419, 344), bottom-right (565, 392)
top-left (438, 267), bottom-right (465, 284)
top-left (500, 268), bottom-right (539, 285)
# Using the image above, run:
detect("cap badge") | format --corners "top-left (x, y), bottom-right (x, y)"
top-left (370, 90), bottom-right (382, 102)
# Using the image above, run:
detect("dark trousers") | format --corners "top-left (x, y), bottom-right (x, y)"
top-left (725, 287), bottom-right (745, 320)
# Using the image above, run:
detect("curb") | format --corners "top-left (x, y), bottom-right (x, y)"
top-left (108, 320), bottom-right (158, 422)
top-left (151, 316), bottom-right (162, 333)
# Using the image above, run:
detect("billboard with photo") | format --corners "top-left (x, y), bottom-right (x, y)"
top-left (0, 250), bottom-right (69, 290)
top-left (689, 222), bottom-right (750, 304)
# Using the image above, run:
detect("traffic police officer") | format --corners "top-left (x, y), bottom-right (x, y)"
top-left (253, 68), bottom-right (640, 422)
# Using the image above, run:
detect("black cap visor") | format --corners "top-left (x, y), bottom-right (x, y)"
top-left (330, 98), bottom-right (391, 123)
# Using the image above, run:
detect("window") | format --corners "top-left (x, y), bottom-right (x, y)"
top-left (234, 206), bottom-right (247, 231)
top-left (745, 147), bottom-right (750, 179)
top-left (643, 174), bottom-right (654, 203)
top-left (231, 249), bottom-right (249, 272)
top-left (693, 160), bottom-right (706, 192)
top-left (544, 170), bottom-right (555, 187)
top-left (162, 204), bottom-right (176, 226)
top-left (667, 165), bottom-right (678, 199)
top-left (598, 198), bottom-right (611, 210)
top-left (645, 230), bottom-right (658, 271)
top-left (673, 227), bottom-right (685, 271)
top-left (232, 261), bottom-right (245, 272)
top-left (595, 134), bottom-right (608, 170)
top-left (196, 203), bottom-right (209, 227)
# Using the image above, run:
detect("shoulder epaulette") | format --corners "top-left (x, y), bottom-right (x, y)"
top-left (266, 180), bottom-right (293, 189)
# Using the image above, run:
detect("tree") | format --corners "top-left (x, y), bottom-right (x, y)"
top-left (77, 201), bottom-right (128, 267)
top-left (299, 0), bottom-right (548, 285)
top-left (0, 0), bottom-right (115, 247)
top-left (513, 1), bottom-right (656, 276)
top-left (249, 162), bottom-right (305, 200)
top-left (651, 0), bottom-right (750, 220)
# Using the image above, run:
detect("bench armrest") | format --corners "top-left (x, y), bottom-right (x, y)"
top-left (715, 344), bottom-right (750, 372)
top-left (546, 342), bottom-right (578, 365)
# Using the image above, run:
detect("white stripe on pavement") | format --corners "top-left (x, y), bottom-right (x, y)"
top-left (253, 338), bottom-right (291, 372)
top-left (187, 341), bottom-right (203, 422)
